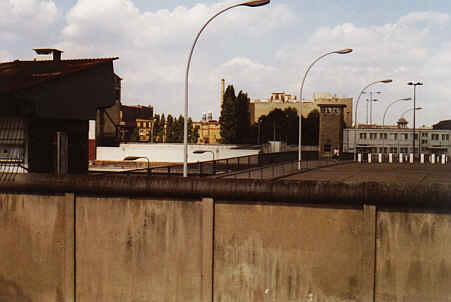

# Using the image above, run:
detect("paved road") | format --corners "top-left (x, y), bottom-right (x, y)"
top-left (281, 162), bottom-right (451, 185)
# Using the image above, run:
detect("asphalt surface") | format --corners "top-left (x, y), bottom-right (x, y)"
top-left (281, 162), bottom-right (451, 185)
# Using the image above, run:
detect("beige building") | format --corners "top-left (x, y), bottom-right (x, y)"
top-left (249, 92), bottom-right (352, 127)
top-left (193, 112), bottom-right (221, 144)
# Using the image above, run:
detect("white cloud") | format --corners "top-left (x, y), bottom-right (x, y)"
top-left (271, 11), bottom-right (451, 126)
top-left (57, 0), bottom-right (298, 119)
top-left (0, 0), bottom-right (59, 31)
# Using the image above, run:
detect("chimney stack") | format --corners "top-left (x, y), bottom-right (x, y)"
top-left (34, 48), bottom-right (63, 61)
top-left (220, 78), bottom-right (225, 109)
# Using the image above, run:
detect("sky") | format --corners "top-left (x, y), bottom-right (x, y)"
top-left (1, 0), bottom-right (451, 127)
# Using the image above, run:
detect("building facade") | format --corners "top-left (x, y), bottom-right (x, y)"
top-left (343, 123), bottom-right (451, 156)
top-left (193, 112), bottom-right (221, 144)
top-left (249, 92), bottom-right (352, 126)
top-left (0, 48), bottom-right (118, 174)
top-left (318, 104), bottom-right (346, 158)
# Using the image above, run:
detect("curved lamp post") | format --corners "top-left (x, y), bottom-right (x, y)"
top-left (381, 97), bottom-right (412, 154)
top-left (124, 156), bottom-right (150, 175)
top-left (353, 79), bottom-right (392, 161)
top-left (407, 81), bottom-right (423, 158)
top-left (298, 48), bottom-right (353, 170)
top-left (401, 106), bottom-right (423, 119)
top-left (193, 150), bottom-right (216, 175)
top-left (183, 0), bottom-right (270, 177)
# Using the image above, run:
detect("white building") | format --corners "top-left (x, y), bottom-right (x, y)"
top-left (343, 119), bottom-right (451, 156)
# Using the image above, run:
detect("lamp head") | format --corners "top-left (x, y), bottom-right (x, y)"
top-left (415, 107), bottom-right (423, 110)
top-left (335, 48), bottom-right (353, 54)
top-left (124, 156), bottom-right (141, 161)
top-left (241, 0), bottom-right (270, 7)
top-left (401, 97), bottom-right (412, 101)
top-left (193, 150), bottom-right (206, 154)
top-left (381, 79), bottom-right (393, 83)
top-left (408, 81), bottom-right (423, 86)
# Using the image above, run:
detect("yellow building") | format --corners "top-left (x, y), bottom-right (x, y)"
top-left (193, 112), bottom-right (221, 144)
top-left (249, 92), bottom-right (353, 127)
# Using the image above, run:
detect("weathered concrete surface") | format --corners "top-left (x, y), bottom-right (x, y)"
top-left (76, 196), bottom-right (202, 302)
top-left (3, 173), bottom-right (450, 208)
top-left (0, 172), bottom-right (450, 302)
top-left (0, 193), bottom-right (73, 302)
top-left (376, 209), bottom-right (451, 302)
top-left (214, 202), bottom-right (363, 302)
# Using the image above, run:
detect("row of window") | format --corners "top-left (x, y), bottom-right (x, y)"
top-left (359, 132), bottom-right (450, 141)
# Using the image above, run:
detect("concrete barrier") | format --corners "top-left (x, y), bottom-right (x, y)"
top-left (0, 174), bottom-right (450, 302)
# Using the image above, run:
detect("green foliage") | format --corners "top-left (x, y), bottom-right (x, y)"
top-left (236, 91), bottom-right (251, 144)
top-left (150, 112), bottom-right (197, 143)
top-left (219, 85), bottom-right (254, 144)
top-left (257, 108), bottom-right (319, 145)
top-left (219, 85), bottom-right (237, 144)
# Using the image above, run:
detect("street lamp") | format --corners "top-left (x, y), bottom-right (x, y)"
top-left (364, 91), bottom-right (381, 124)
top-left (123, 156), bottom-right (150, 175)
top-left (298, 48), bottom-right (353, 170)
top-left (382, 97), bottom-right (412, 154)
top-left (353, 79), bottom-right (392, 161)
top-left (193, 150), bottom-right (216, 175)
top-left (407, 81), bottom-right (423, 158)
top-left (183, 0), bottom-right (271, 177)
top-left (193, 150), bottom-right (215, 161)
top-left (401, 107), bottom-right (423, 119)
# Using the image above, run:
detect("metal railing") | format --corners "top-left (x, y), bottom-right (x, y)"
top-left (90, 151), bottom-right (319, 177)
top-left (216, 158), bottom-right (347, 180)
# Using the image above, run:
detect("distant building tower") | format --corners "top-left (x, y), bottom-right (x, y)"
top-left (207, 111), bottom-right (213, 121)
top-left (202, 112), bottom-right (207, 121)
top-left (397, 118), bottom-right (408, 129)
top-left (318, 104), bottom-right (346, 158)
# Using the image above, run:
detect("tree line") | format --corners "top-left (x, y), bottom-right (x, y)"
top-left (219, 84), bottom-right (320, 145)
top-left (150, 114), bottom-right (199, 143)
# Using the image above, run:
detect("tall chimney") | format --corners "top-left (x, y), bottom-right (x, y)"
top-left (220, 78), bottom-right (225, 109)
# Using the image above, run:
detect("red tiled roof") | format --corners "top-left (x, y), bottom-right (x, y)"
top-left (0, 57), bottom-right (118, 93)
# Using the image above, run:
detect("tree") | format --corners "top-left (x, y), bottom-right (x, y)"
top-left (219, 85), bottom-right (237, 144)
top-left (236, 91), bottom-right (251, 144)
top-left (188, 117), bottom-right (199, 144)
top-left (166, 114), bottom-right (175, 142)
top-left (258, 108), bottom-right (299, 145)
top-left (302, 109), bottom-right (320, 145)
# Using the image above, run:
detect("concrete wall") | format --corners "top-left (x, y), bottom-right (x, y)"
top-left (96, 143), bottom-right (259, 163)
top-left (0, 174), bottom-right (450, 302)
top-left (214, 203), bottom-right (363, 301)
top-left (0, 193), bottom-right (73, 302)
top-left (76, 196), bottom-right (202, 302)
top-left (376, 209), bottom-right (451, 302)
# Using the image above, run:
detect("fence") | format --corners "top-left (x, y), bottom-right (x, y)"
top-left (215, 158), bottom-right (347, 180)
top-left (91, 151), bottom-right (318, 177)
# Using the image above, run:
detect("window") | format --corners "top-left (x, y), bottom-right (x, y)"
top-left (324, 144), bottom-right (331, 152)
top-left (414, 133), bottom-right (418, 140)
top-left (442, 134), bottom-right (449, 141)
top-left (390, 147), bottom-right (398, 153)
top-left (360, 133), bottom-right (367, 139)
top-left (421, 140), bottom-right (428, 145)
top-left (379, 133), bottom-right (387, 139)
top-left (403, 133), bottom-right (408, 140)
top-left (422, 132), bottom-right (428, 137)
top-left (400, 147), bottom-right (408, 153)
top-left (392, 133), bottom-right (398, 140)
top-left (370, 133), bottom-right (377, 140)
top-left (432, 134), bottom-right (439, 140)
